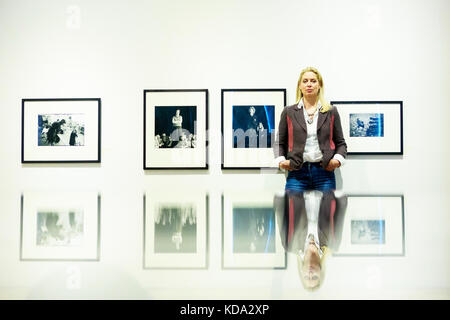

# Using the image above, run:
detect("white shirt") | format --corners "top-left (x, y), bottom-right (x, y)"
top-left (274, 99), bottom-right (346, 168)
top-left (301, 99), bottom-right (323, 163)
top-left (299, 190), bottom-right (324, 259)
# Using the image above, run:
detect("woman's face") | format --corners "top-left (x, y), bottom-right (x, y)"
top-left (301, 245), bottom-right (321, 288)
top-left (300, 71), bottom-right (320, 98)
top-left (302, 262), bottom-right (321, 288)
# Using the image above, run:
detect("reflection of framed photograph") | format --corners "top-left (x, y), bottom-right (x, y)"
top-left (221, 89), bottom-right (286, 169)
top-left (330, 101), bottom-right (403, 155)
top-left (333, 195), bottom-right (404, 256)
top-left (20, 191), bottom-right (101, 261)
top-left (22, 98), bottom-right (101, 163)
top-left (143, 191), bottom-right (208, 269)
top-left (222, 191), bottom-right (286, 269)
top-left (144, 89), bottom-right (208, 169)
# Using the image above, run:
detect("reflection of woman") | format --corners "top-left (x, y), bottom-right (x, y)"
top-left (274, 190), bottom-right (347, 291)
top-left (274, 67), bottom-right (347, 191)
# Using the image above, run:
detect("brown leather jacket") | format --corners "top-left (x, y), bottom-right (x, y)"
top-left (273, 103), bottom-right (347, 170)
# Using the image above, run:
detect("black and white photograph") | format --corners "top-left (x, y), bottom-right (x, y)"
top-left (22, 98), bottom-right (101, 162)
top-left (144, 191), bottom-right (208, 269)
top-left (144, 90), bottom-right (208, 169)
top-left (222, 191), bottom-right (286, 269)
top-left (232, 207), bottom-right (276, 253)
top-left (37, 210), bottom-right (84, 247)
top-left (154, 205), bottom-right (197, 253)
top-left (20, 191), bottom-right (100, 261)
top-left (222, 89), bottom-right (286, 169)
top-left (331, 101), bottom-right (402, 155)
top-left (333, 195), bottom-right (404, 256)
top-left (232, 105), bottom-right (275, 149)
top-left (351, 220), bottom-right (386, 245)
top-left (38, 113), bottom-right (85, 146)
top-left (154, 106), bottom-right (197, 149)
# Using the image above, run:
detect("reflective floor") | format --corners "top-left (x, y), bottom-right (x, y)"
top-left (0, 175), bottom-right (449, 300)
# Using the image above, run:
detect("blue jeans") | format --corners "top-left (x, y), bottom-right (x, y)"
top-left (285, 162), bottom-right (336, 192)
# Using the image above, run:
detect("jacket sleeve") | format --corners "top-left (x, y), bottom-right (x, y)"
top-left (273, 107), bottom-right (288, 159)
top-left (332, 106), bottom-right (347, 159)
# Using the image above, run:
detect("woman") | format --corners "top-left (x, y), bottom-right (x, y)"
top-left (274, 67), bottom-right (347, 191)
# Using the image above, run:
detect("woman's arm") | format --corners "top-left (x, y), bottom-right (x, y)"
top-left (273, 107), bottom-right (289, 168)
top-left (325, 107), bottom-right (347, 171)
top-left (332, 106), bottom-right (347, 159)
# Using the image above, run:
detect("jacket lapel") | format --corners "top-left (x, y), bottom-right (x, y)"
top-left (292, 103), bottom-right (307, 131)
top-left (317, 110), bottom-right (329, 131)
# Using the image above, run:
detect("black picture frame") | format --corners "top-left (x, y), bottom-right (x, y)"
top-left (221, 88), bottom-right (287, 169)
top-left (330, 101), bottom-right (403, 155)
top-left (21, 98), bottom-right (101, 163)
top-left (143, 89), bottom-right (209, 170)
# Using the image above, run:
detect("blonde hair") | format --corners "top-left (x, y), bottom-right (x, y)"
top-left (295, 67), bottom-right (332, 113)
top-left (297, 246), bottom-right (332, 291)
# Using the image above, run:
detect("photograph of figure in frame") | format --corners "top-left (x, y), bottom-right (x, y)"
top-left (154, 106), bottom-right (197, 149)
top-left (38, 113), bottom-right (85, 146)
top-left (232, 105), bottom-right (275, 149)
top-left (349, 113), bottom-right (384, 137)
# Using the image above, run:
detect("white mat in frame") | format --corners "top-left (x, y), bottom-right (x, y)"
top-left (143, 191), bottom-right (208, 269)
top-left (333, 195), bottom-right (404, 256)
top-left (20, 191), bottom-right (100, 261)
top-left (222, 190), bottom-right (286, 269)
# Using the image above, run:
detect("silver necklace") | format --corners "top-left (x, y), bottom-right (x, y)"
top-left (306, 107), bottom-right (317, 124)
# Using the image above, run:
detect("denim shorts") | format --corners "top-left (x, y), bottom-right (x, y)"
top-left (285, 162), bottom-right (336, 192)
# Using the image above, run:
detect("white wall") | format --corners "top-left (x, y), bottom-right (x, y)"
top-left (0, 0), bottom-right (449, 299)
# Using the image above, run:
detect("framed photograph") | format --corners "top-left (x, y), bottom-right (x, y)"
top-left (144, 89), bottom-right (208, 169)
top-left (330, 101), bottom-right (403, 155)
top-left (333, 195), bottom-right (405, 256)
top-left (222, 191), bottom-right (286, 269)
top-left (20, 191), bottom-right (101, 261)
top-left (22, 98), bottom-right (101, 163)
top-left (221, 89), bottom-right (286, 169)
top-left (143, 191), bottom-right (208, 269)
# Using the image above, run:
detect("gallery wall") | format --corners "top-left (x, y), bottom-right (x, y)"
top-left (0, 0), bottom-right (449, 298)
